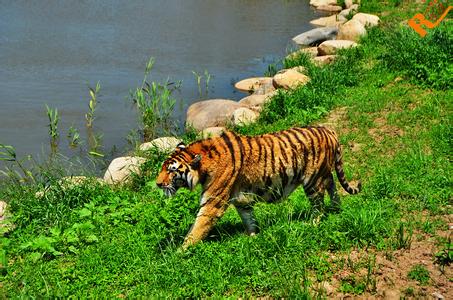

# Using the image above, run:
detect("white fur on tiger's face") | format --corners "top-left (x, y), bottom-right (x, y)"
top-left (156, 127), bottom-right (361, 249)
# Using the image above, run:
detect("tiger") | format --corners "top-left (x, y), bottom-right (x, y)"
top-left (156, 126), bottom-right (361, 249)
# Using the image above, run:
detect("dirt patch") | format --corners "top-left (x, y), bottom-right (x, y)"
top-left (368, 115), bottom-right (404, 144)
top-left (317, 106), bottom-right (351, 134)
top-left (321, 214), bottom-right (453, 299)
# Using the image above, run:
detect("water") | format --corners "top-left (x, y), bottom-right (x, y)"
top-left (0, 0), bottom-right (322, 163)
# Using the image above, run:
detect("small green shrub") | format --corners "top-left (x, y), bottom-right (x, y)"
top-left (376, 22), bottom-right (452, 90)
top-left (407, 264), bottom-right (430, 285)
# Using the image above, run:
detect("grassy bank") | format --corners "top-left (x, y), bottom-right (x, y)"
top-left (1, 1), bottom-right (452, 298)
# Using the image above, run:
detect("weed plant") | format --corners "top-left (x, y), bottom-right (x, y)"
top-left (45, 105), bottom-right (59, 151)
top-left (131, 57), bottom-right (181, 142)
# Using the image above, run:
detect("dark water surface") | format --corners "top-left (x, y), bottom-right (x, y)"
top-left (0, 0), bottom-right (321, 162)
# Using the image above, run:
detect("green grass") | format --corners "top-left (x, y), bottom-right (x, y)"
top-left (1, 3), bottom-right (452, 298)
top-left (407, 264), bottom-right (431, 285)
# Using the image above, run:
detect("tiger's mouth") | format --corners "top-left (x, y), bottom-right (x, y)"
top-left (162, 185), bottom-right (177, 197)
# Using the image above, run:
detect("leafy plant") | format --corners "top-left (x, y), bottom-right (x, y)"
top-left (131, 57), bottom-right (181, 141)
top-left (192, 70), bottom-right (212, 97)
top-left (67, 126), bottom-right (81, 148)
top-left (434, 238), bottom-right (452, 273)
top-left (408, 264), bottom-right (430, 285)
top-left (45, 104), bottom-right (59, 150)
top-left (85, 82), bottom-right (100, 128)
top-left (0, 144), bottom-right (35, 183)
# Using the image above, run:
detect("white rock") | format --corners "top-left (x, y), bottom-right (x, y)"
top-left (316, 5), bottom-right (342, 13)
top-left (234, 77), bottom-right (274, 94)
top-left (0, 201), bottom-right (7, 220)
top-left (345, 0), bottom-right (360, 8)
top-left (139, 137), bottom-right (182, 153)
top-left (232, 108), bottom-right (259, 126)
top-left (201, 127), bottom-right (225, 139)
top-left (273, 68), bottom-right (310, 89)
top-left (352, 13), bottom-right (380, 27)
top-left (292, 27), bottom-right (338, 46)
top-left (337, 19), bottom-right (367, 42)
top-left (35, 176), bottom-right (105, 198)
top-left (318, 40), bottom-right (358, 55)
top-left (104, 156), bottom-right (146, 185)
top-left (239, 92), bottom-right (276, 110)
top-left (310, 0), bottom-right (338, 7)
top-left (339, 5), bottom-right (359, 18)
top-left (186, 99), bottom-right (246, 131)
top-left (286, 47), bottom-right (319, 60)
top-left (310, 14), bottom-right (346, 27)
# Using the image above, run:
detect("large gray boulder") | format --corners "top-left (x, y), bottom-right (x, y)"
top-left (186, 99), bottom-right (246, 131)
top-left (292, 27), bottom-right (338, 46)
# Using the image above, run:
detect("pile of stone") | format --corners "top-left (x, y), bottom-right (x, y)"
top-left (291, 0), bottom-right (379, 66)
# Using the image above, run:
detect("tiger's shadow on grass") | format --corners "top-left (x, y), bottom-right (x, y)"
top-left (157, 204), bottom-right (340, 250)
top-left (182, 205), bottom-right (340, 245)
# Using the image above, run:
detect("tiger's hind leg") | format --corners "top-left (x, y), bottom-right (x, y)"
top-left (326, 173), bottom-right (341, 212)
top-left (235, 205), bottom-right (259, 236)
top-left (305, 185), bottom-right (326, 219)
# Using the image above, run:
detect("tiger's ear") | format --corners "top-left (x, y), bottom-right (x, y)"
top-left (190, 154), bottom-right (202, 169)
top-left (176, 142), bottom-right (186, 149)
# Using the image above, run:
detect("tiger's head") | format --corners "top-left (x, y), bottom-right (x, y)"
top-left (156, 143), bottom-right (202, 197)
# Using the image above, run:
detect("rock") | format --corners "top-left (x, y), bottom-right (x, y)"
top-left (139, 137), bottom-right (182, 153)
top-left (201, 127), bottom-right (225, 139)
top-left (103, 156), bottom-right (146, 185)
top-left (273, 67), bottom-right (310, 90)
top-left (35, 176), bottom-right (105, 198)
top-left (352, 13), bottom-right (380, 27)
top-left (432, 292), bottom-right (445, 300)
top-left (232, 108), bottom-right (259, 126)
top-left (310, 14), bottom-right (346, 27)
top-left (318, 40), bottom-right (358, 55)
top-left (0, 201), bottom-right (7, 221)
top-left (383, 289), bottom-right (400, 300)
top-left (310, 0), bottom-right (338, 7)
top-left (234, 77), bottom-right (274, 94)
top-left (316, 5), bottom-right (342, 13)
top-left (0, 200), bottom-right (14, 235)
top-left (319, 281), bottom-right (335, 296)
top-left (339, 5), bottom-right (359, 18)
top-left (287, 47), bottom-right (319, 60)
top-left (292, 27), bottom-right (338, 46)
top-left (186, 99), bottom-right (246, 131)
top-left (313, 55), bottom-right (337, 66)
top-left (337, 19), bottom-right (367, 42)
top-left (345, 0), bottom-right (360, 8)
top-left (239, 92), bottom-right (276, 110)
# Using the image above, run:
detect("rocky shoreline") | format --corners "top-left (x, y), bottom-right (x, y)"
top-left (1, 0), bottom-right (381, 199)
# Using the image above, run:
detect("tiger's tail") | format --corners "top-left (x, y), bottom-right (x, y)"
top-left (334, 146), bottom-right (361, 194)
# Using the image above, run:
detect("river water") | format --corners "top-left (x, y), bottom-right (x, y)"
top-left (0, 0), bottom-right (322, 163)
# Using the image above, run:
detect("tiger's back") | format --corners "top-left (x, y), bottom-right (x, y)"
top-left (156, 126), bottom-right (361, 248)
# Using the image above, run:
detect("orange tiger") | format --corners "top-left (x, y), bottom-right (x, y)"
top-left (156, 126), bottom-right (361, 248)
